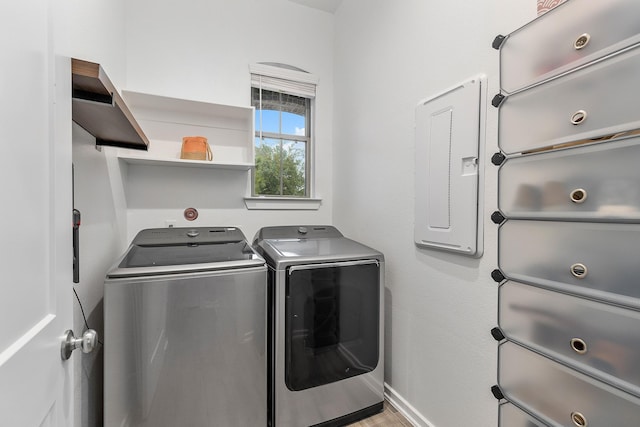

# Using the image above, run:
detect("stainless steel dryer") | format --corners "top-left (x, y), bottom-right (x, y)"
top-left (253, 225), bottom-right (384, 427)
top-left (104, 227), bottom-right (267, 427)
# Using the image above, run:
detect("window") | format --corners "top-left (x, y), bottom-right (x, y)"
top-left (252, 88), bottom-right (310, 196)
top-left (250, 63), bottom-right (317, 198)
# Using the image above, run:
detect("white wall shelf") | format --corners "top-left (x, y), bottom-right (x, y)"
top-left (120, 90), bottom-right (255, 169)
top-left (243, 196), bottom-right (322, 210)
top-left (117, 154), bottom-right (253, 170)
top-left (117, 145), bottom-right (254, 170)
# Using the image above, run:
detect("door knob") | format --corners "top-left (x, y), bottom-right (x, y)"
top-left (61, 329), bottom-right (98, 361)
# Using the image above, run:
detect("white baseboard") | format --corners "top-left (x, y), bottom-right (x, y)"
top-left (384, 383), bottom-right (436, 427)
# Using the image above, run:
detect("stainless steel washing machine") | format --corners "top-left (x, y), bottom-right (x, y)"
top-left (253, 225), bottom-right (384, 427)
top-left (104, 227), bottom-right (267, 427)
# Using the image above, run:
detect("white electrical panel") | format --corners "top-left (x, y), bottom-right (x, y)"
top-left (414, 75), bottom-right (485, 256)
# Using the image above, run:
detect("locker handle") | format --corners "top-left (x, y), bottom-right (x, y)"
top-left (574, 33), bottom-right (591, 50)
top-left (570, 338), bottom-right (588, 355)
top-left (570, 188), bottom-right (587, 204)
top-left (570, 263), bottom-right (588, 279)
top-left (571, 110), bottom-right (588, 125)
top-left (571, 411), bottom-right (588, 427)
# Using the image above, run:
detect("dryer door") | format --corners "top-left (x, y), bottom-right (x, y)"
top-left (285, 260), bottom-right (380, 391)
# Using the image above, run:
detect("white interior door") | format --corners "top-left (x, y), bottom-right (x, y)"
top-left (0, 0), bottom-right (73, 425)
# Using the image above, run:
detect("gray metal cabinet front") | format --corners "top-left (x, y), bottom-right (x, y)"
top-left (499, 0), bottom-right (640, 94)
top-left (500, 280), bottom-right (640, 397)
top-left (104, 267), bottom-right (267, 427)
top-left (498, 136), bottom-right (640, 220)
top-left (499, 342), bottom-right (640, 427)
top-left (499, 45), bottom-right (640, 154)
top-left (495, 2), bottom-right (640, 425)
top-left (498, 220), bottom-right (640, 309)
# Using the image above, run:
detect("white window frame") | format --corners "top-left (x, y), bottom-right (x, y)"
top-left (245, 63), bottom-right (321, 210)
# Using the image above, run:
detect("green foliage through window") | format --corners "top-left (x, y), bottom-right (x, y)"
top-left (254, 142), bottom-right (305, 196)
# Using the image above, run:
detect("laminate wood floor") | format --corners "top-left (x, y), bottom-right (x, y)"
top-left (346, 400), bottom-right (413, 426)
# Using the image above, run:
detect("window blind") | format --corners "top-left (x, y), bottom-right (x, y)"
top-left (250, 63), bottom-right (317, 98)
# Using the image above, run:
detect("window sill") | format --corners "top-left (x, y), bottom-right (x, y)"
top-left (244, 197), bottom-right (322, 210)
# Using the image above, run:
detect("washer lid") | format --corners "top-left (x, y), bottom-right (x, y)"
top-left (253, 225), bottom-right (383, 268)
top-left (107, 227), bottom-right (264, 277)
top-left (253, 225), bottom-right (343, 240)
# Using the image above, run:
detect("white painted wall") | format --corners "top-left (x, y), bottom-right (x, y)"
top-left (71, 129), bottom-right (129, 427)
top-left (333, 1), bottom-right (534, 426)
top-left (123, 0), bottom-right (335, 242)
top-left (58, 0), bottom-right (128, 88)
top-left (55, 1), bottom-right (129, 426)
